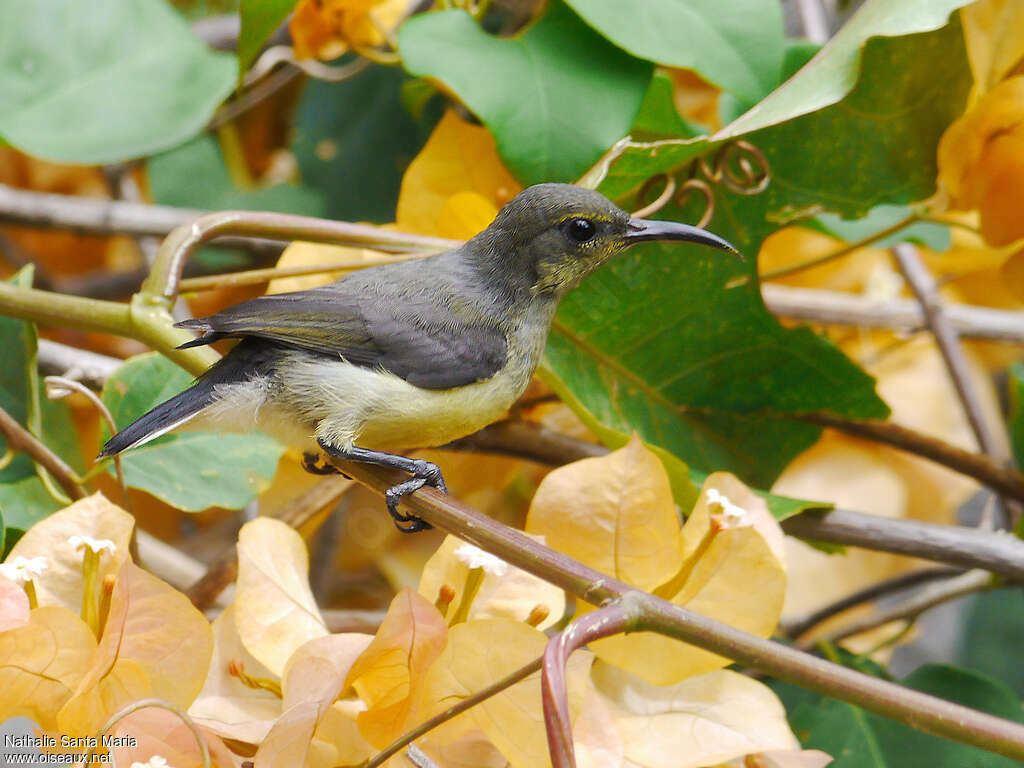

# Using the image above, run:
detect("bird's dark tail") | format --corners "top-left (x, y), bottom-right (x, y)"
top-left (99, 339), bottom-right (278, 458)
top-left (99, 378), bottom-right (218, 457)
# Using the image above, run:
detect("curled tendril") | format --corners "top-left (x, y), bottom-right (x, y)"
top-left (714, 140), bottom-right (770, 195)
top-left (631, 174), bottom-right (677, 219)
top-left (675, 179), bottom-right (715, 228)
top-left (633, 139), bottom-right (770, 227)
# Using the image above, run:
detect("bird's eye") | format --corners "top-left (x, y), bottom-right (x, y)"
top-left (564, 218), bottom-right (596, 244)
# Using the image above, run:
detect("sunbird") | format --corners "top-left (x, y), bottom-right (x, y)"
top-left (101, 183), bottom-right (736, 531)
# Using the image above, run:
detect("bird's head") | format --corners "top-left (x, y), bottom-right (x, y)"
top-left (474, 182), bottom-right (737, 298)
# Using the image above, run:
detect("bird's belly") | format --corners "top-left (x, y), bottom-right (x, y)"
top-left (274, 352), bottom-right (531, 452)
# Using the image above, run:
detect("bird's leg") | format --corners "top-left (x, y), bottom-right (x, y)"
top-left (301, 452), bottom-right (345, 476)
top-left (316, 440), bottom-right (447, 533)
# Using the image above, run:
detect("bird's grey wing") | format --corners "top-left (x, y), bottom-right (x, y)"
top-left (174, 285), bottom-right (507, 389)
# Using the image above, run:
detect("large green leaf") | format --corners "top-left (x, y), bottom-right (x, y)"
top-left (542, 17), bottom-right (972, 485)
top-left (563, 0), bottom-right (784, 104)
top-left (101, 353), bottom-right (285, 512)
top-left (238, 0), bottom-right (296, 76)
top-left (595, 0), bottom-right (973, 201)
top-left (0, 0), bottom-right (236, 164)
top-left (0, 269), bottom-right (82, 548)
top-left (959, 589), bottom-right (1024, 698)
top-left (773, 664), bottom-right (1024, 767)
top-left (398, 0), bottom-right (652, 185)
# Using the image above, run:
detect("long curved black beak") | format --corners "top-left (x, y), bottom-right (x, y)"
top-left (625, 218), bottom-right (739, 255)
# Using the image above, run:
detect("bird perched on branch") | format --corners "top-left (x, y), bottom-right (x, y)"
top-left (101, 183), bottom-right (736, 531)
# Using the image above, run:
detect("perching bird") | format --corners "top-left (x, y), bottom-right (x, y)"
top-left (101, 183), bottom-right (736, 531)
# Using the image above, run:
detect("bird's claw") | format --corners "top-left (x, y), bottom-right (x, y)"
top-left (385, 460), bottom-right (447, 533)
top-left (301, 452), bottom-right (349, 477)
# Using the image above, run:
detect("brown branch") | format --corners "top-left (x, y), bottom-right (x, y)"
top-left (363, 656), bottom-right (543, 768)
top-left (0, 403), bottom-right (85, 501)
top-left (761, 283), bottom-right (1024, 343)
top-left (791, 411), bottom-right (1024, 502)
top-left (892, 245), bottom-right (1007, 456)
top-left (542, 598), bottom-right (643, 768)
top-left (803, 569), bottom-right (997, 649)
top-left (780, 566), bottom-right (963, 640)
top-left (440, 419), bottom-right (608, 465)
top-left (780, 507), bottom-right (1024, 579)
top-left (37, 340), bottom-right (122, 390)
top-left (328, 458), bottom-right (1024, 762)
top-left (184, 476), bottom-right (352, 610)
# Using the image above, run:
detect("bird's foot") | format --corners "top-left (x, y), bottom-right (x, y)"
top-left (301, 452), bottom-right (349, 477)
top-left (384, 459), bottom-right (447, 533)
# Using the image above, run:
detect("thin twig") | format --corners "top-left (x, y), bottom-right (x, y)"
top-left (761, 283), bottom-right (1024, 342)
top-left (440, 419), bottom-right (608, 465)
top-left (44, 376), bottom-right (130, 513)
top-left (893, 243), bottom-right (1011, 528)
top-left (793, 0), bottom-right (830, 43)
top-left (244, 46), bottom-right (372, 85)
top-left (143, 211), bottom-right (460, 301)
top-left (37, 340), bottom-right (122, 390)
top-left (86, 698), bottom-right (211, 768)
top-left (756, 212), bottom-right (919, 282)
top-left (178, 251), bottom-right (422, 293)
top-left (803, 569), bottom-right (997, 649)
top-left (209, 66), bottom-right (303, 131)
top-left (780, 566), bottom-right (963, 640)
top-left (0, 403), bottom-right (85, 501)
top-left (327, 459), bottom-right (1024, 761)
top-left (363, 656), bottom-right (543, 768)
top-left (184, 475), bottom-right (352, 610)
top-left (779, 507), bottom-right (1024, 580)
top-left (790, 412), bottom-right (1024, 504)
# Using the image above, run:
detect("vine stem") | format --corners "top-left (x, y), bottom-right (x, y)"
top-left (0, 402), bottom-right (84, 501)
top-left (802, 569), bottom-right (997, 649)
top-left (83, 698), bottom-right (210, 768)
top-left (757, 212), bottom-right (920, 282)
top-left (327, 458), bottom-right (1024, 762)
top-left (541, 598), bottom-right (644, 768)
top-left (362, 656), bottom-right (543, 768)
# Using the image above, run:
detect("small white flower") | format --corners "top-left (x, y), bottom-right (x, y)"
top-left (706, 488), bottom-right (747, 520)
top-left (0, 555), bottom-right (49, 584)
top-left (69, 535), bottom-right (117, 555)
top-left (454, 544), bottom-right (508, 576)
top-left (131, 756), bottom-right (172, 768)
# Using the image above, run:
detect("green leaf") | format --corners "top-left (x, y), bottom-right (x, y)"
top-left (813, 206), bottom-right (951, 252)
top-left (398, 0), bottom-right (652, 185)
top-left (563, 0), bottom-right (784, 104)
top-left (0, 268), bottom-right (82, 543)
top-left (150, 135), bottom-right (326, 216)
top-left (716, 0), bottom-right (973, 140)
top-left (0, 0), bottom-right (236, 164)
top-left (101, 353), bottom-right (285, 512)
top-left (774, 663), bottom-right (1024, 767)
top-left (238, 0), bottom-right (296, 76)
top-left (542, 17), bottom-right (973, 485)
top-left (544, 228), bottom-right (888, 486)
top-left (1008, 364), bottom-right (1024, 469)
top-left (293, 66), bottom-right (439, 223)
top-left (595, 1), bottom-right (973, 201)
top-left (959, 589), bottom-right (1024, 698)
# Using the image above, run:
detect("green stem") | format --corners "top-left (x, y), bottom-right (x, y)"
top-left (759, 213), bottom-right (920, 281)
